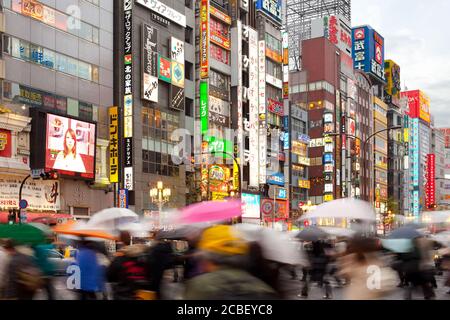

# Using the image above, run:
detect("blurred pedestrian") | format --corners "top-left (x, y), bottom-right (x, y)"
top-left (76, 240), bottom-right (104, 300)
top-left (300, 240), bottom-right (333, 299)
top-left (2, 240), bottom-right (44, 300)
top-left (33, 236), bottom-right (57, 300)
top-left (107, 231), bottom-right (154, 300)
top-left (184, 225), bottom-right (279, 300)
top-left (0, 240), bottom-right (12, 298)
top-left (337, 237), bottom-right (398, 300)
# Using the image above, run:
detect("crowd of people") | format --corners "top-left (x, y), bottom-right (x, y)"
top-left (0, 224), bottom-right (449, 300)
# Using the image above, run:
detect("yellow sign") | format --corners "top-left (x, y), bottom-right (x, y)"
top-left (324, 194), bottom-right (334, 202)
top-left (108, 107), bottom-right (119, 183)
top-left (298, 180), bottom-right (311, 189)
top-left (419, 91), bottom-right (430, 124)
top-left (233, 158), bottom-right (240, 192)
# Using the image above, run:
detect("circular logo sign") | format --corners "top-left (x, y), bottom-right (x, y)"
top-left (19, 199), bottom-right (28, 210)
top-left (261, 200), bottom-right (274, 216)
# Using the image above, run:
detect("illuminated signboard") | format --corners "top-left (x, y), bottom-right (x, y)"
top-left (268, 99), bottom-right (284, 116)
top-left (255, 0), bottom-right (282, 24)
top-left (299, 180), bottom-right (311, 189)
top-left (242, 193), bottom-right (261, 219)
top-left (109, 107), bottom-right (119, 183)
top-left (210, 6), bottom-right (232, 25)
top-left (276, 188), bottom-right (287, 200)
top-left (267, 172), bottom-right (285, 187)
top-left (0, 129), bottom-right (12, 158)
top-left (352, 25), bottom-right (386, 83)
top-left (158, 55), bottom-right (171, 83)
top-left (385, 60), bottom-right (401, 106)
top-left (425, 154), bottom-right (436, 208)
top-left (199, 81), bottom-right (209, 135)
top-left (258, 39), bottom-right (267, 184)
top-left (401, 90), bottom-right (431, 124)
top-left (199, 0), bottom-right (209, 79)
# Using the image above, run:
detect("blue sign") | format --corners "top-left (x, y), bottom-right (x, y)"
top-left (324, 154), bottom-right (333, 164)
top-left (255, 0), bottom-right (282, 24)
top-left (298, 134), bottom-right (311, 144)
top-left (267, 172), bottom-right (285, 186)
top-left (283, 132), bottom-right (290, 150)
top-left (119, 189), bottom-right (129, 209)
top-left (277, 188), bottom-right (287, 200)
top-left (19, 199), bottom-right (28, 210)
top-left (352, 26), bottom-right (385, 82)
top-left (282, 116), bottom-right (289, 130)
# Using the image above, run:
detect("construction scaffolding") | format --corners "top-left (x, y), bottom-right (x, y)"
top-left (286, 0), bottom-right (351, 70)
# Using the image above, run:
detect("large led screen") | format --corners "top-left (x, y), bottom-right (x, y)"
top-left (46, 114), bottom-right (96, 179)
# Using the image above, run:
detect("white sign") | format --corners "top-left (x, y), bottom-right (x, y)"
top-left (209, 96), bottom-right (230, 116)
top-left (143, 74), bottom-right (158, 102)
top-left (171, 37), bottom-right (184, 64)
top-left (124, 167), bottom-right (134, 191)
top-left (324, 184), bottom-right (334, 193)
top-left (266, 74), bottom-right (283, 89)
top-left (248, 27), bottom-right (259, 187)
top-left (136, 0), bottom-right (186, 27)
top-left (0, 175), bottom-right (60, 211)
top-left (258, 40), bottom-right (267, 184)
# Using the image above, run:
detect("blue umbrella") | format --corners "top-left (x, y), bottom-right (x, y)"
top-left (387, 226), bottom-right (423, 240)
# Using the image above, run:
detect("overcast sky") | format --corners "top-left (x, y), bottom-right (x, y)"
top-left (352, 0), bottom-right (450, 127)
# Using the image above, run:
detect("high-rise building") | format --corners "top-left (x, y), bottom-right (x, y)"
top-left (438, 128), bottom-right (450, 209)
top-left (113, 0), bottom-right (195, 216)
top-left (402, 90), bottom-right (431, 219)
top-left (286, 0), bottom-right (351, 70)
top-left (0, 0), bottom-right (114, 222)
top-left (431, 124), bottom-right (445, 208)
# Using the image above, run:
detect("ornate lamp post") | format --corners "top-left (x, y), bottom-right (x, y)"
top-left (149, 181), bottom-right (171, 227)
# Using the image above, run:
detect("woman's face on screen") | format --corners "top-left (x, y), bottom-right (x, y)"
top-left (66, 132), bottom-right (75, 151)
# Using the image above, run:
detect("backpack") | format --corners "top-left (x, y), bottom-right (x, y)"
top-left (16, 264), bottom-right (45, 293)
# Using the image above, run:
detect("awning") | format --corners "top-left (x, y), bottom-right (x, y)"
top-left (0, 212), bottom-right (72, 224)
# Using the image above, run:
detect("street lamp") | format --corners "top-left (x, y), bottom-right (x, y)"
top-left (149, 181), bottom-right (171, 227)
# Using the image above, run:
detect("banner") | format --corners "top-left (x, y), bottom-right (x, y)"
top-left (0, 175), bottom-right (60, 211)
top-left (200, 0), bottom-right (209, 79)
top-left (142, 24), bottom-right (159, 102)
top-left (0, 129), bottom-right (12, 158)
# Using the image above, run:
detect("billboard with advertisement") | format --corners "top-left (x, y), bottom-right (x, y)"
top-left (200, 81), bottom-right (209, 135)
top-left (311, 15), bottom-right (352, 56)
top-left (46, 114), bottom-right (96, 179)
top-left (171, 61), bottom-right (185, 88)
top-left (170, 37), bottom-right (184, 64)
top-left (158, 55), bottom-right (171, 83)
top-left (352, 25), bottom-right (386, 83)
top-left (402, 90), bottom-right (431, 124)
top-left (108, 107), bottom-right (119, 183)
top-left (385, 60), bottom-right (401, 106)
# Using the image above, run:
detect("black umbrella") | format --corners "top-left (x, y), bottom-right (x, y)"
top-left (296, 226), bottom-right (328, 242)
top-left (387, 226), bottom-right (423, 240)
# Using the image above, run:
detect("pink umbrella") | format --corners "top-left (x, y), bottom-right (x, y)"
top-left (176, 200), bottom-right (243, 224)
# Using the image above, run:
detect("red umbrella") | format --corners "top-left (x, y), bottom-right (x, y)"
top-left (176, 199), bottom-right (243, 224)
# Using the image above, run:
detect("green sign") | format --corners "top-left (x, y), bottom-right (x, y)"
top-left (206, 136), bottom-right (233, 159)
top-left (200, 81), bottom-right (209, 135)
top-left (158, 55), bottom-right (172, 83)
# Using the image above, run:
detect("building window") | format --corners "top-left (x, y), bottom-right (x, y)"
top-left (185, 98), bottom-right (193, 117)
top-left (185, 61), bottom-right (193, 81)
top-left (266, 59), bottom-right (282, 79)
top-left (3, 35), bottom-right (99, 82)
top-left (4, 0), bottom-right (100, 44)
top-left (185, 26), bottom-right (193, 44)
top-left (210, 43), bottom-right (230, 65)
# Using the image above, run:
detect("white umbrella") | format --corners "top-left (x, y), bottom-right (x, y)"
top-left (299, 199), bottom-right (376, 222)
top-left (319, 226), bottom-right (356, 238)
top-left (118, 222), bottom-right (152, 238)
top-left (233, 224), bottom-right (308, 266)
top-left (86, 208), bottom-right (139, 230)
top-left (421, 211), bottom-right (450, 224)
top-left (430, 231), bottom-right (450, 247)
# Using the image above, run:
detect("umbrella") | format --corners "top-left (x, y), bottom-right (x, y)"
top-left (381, 239), bottom-right (414, 253)
top-left (299, 199), bottom-right (376, 221)
top-left (386, 226), bottom-right (423, 240)
top-left (53, 220), bottom-right (118, 241)
top-left (0, 223), bottom-right (49, 246)
top-left (421, 211), bottom-right (450, 224)
top-left (175, 199), bottom-right (243, 224)
top-left (118, 222), bottom-right (152, 238)
top-left (319, 226), bottom-right (356, 238)
top-left (430, 231), bottom-right (450, 247)
top-left (86, 208), bottom-right (139, 230)
top-left (155, 224), bottom-right (210, 240)
top-left (233, 224), bottom-right (308, 266)
top-left (296, 226), bottom-right (328, 242)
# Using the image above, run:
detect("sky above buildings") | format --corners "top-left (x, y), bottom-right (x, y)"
top-left (352, 0), bottom-right (450, 127)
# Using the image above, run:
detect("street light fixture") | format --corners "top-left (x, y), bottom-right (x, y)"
top-left (149, 181), bottom-right (171, 227)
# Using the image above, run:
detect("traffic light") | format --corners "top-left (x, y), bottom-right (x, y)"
top-left (8, 209), bottom-right (17, 225)
top-left (40, 170), bottom-right (59, 180)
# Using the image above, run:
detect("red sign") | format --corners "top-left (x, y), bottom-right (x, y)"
top-left (267, 99), bottom-right (284, 116)
top-left (0, 129), bottom-right (12, 158)
top-left (261, 199), bottom-right (289, 219)
top-left (199, 0), bottom-right (209, 79)
top-left (354, 28), bottom-right (365, 40)
top-left (375, 43), bottom-right (383, 64)
top-left (426, 154), bottom-right (436, 208)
